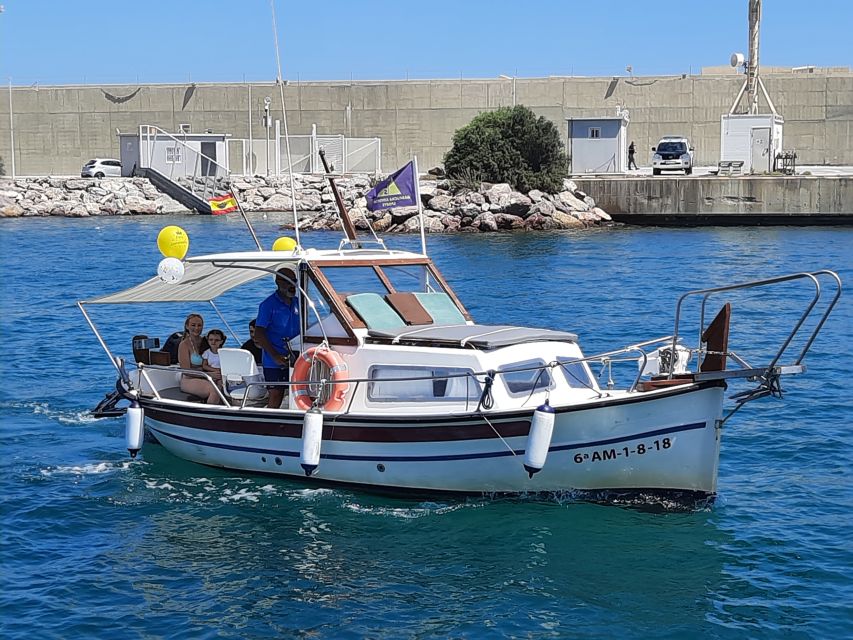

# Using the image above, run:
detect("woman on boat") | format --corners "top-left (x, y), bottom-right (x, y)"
top-left (177, 313), bottom-right (222, 404)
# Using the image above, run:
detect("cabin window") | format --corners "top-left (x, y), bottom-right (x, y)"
top-left (557, 357), bottom-right (594, 389)
top-left (499, 359), bottom-right (552, 395)
top-left (367, 365), bottom-right (480, 402)
top-left (303, 276), bottom-right (348, 339)
top-left (383, 264), bottom-right (443, 294)
top-left (588, 127), bottom-right (601, 139)
top-left (323, 266), bottom-right (388, 296)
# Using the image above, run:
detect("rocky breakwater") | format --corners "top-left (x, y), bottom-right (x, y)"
top-left (0, 177), bottom-right (186, 217)
top-left (231, 174), bottom-right (613, 232)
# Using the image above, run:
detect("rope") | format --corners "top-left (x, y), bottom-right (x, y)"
top-left (477, 370), bottom-right (495, 411)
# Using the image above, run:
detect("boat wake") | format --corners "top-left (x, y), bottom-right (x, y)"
top-left (1, 400), bottom-right (102, 425)
top-left (40, 460), bottom-right (135, 477)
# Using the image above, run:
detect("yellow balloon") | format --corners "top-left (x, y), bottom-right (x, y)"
top-left (157, 226), bottom-right (189, 260)
top-left (272, 236), bottom-right (297, 252)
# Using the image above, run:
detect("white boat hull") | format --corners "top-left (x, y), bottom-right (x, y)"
top-left (140, 382), bottom-right (725, 496)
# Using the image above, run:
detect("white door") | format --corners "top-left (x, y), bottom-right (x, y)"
top-left (750, 127), bottom-right (771, 173)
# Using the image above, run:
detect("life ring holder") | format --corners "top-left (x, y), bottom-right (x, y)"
top-left (291, 345), bottom-right (349, 411)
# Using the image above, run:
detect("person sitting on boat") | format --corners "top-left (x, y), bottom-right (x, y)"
top-left (202, 328), bottom-right (226, 386)
top-left (254, 268), bottom-right (300, 409)
top-left (177, 313), bottom-right (222, 404)
top-left (240, 319), bottom-right (263, 365)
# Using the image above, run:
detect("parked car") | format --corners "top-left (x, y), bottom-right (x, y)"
top-left (81, 158), bottom-right (122, 178)
top-left (651, 137), bottom-right (694, 175)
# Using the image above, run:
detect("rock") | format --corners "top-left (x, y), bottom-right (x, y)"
top-left (419, 182), bottom-right (438, 200)
top-left (583, 195), bottom-right (596, 208)
top-left (505, 193), bottom-right (532, 217)
top-left (557, 190), bottom-right (589, 211)
top-left (523, 213), bottom-right (559, 230)
top-left (473, 212), bottom-right (498, 232)
top-left (562, 178), bottom-right (578, 193)
top-left (124, 196), bottom-right (158, 215)
top-left (493, 213), bottom-right (525, 229)
top-left (466, 191), bottom-right (485, 206)
top-left (528, 189), bottom-right (545, 203)
top-left (527, 200), bottom-right (555, 217)
top-left (440, 215), bottom-right (461, 232)
top-left (484, 183), bottom-right (513, 204)
top-left (592, 206), bottom-right (612, 221)
top-left (372, 213), bottom-right (393, 232)
top-left (391, 207), bottom-right (418, 224)
top-left (65, 178), bottom-right (94, 190)
top-left (258, 187), bottom-right (277, 198)
top-left (155, 196), bottom-right (188, 214)
top-left (0, 197), bottom-right (23, 217)
top-left (427, 166), bottom-right (446, 178)
top-left (552, 212), bottom-right (586, 228)
top-left (259, 193), bottom-right (293, 211)
top-left (299, 193), bottom-right (322, 211)
top-left (427, 194), bottom-right (453, 212)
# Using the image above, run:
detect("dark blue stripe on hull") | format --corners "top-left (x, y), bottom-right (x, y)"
top-left (148, 421), bottom-right (707, 463)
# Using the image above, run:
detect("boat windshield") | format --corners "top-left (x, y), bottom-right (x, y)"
top-left (320, 264), bottom-right (447, 297)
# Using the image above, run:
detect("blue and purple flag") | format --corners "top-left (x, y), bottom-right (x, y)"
top-left (365, 161), bottom-right (418, 211)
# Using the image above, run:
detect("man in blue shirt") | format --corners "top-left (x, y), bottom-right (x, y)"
top-left (254, 268), bottom-right (300, 408)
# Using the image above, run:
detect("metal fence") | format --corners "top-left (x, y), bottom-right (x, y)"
top-left (233, 134), bottom-right (381, 176)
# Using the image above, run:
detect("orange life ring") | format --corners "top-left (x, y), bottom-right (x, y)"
top-left (291, 346), bottom-right (349, 411)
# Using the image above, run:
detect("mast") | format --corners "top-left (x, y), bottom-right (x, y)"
top-left (318, 149), bottom-right (360, 247)
top-left (747, 0), bottom-right (761, 114)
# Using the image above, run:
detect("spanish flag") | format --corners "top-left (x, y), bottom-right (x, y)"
top-left (209, 193), bottom-right (238, 215)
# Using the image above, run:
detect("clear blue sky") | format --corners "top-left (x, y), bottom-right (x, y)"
top-left (0, 0), bottom-right (850, 85)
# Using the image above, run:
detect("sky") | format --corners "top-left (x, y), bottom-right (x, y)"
top-left (0, 0), bottom-right (850, 85)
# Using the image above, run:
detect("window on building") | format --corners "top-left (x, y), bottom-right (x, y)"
top-left (588, 127), bottom-right (601, 139)
top-left (166, 147), bottom-right (183, 164)
top-left (179, 124), bottom-right (191, 134)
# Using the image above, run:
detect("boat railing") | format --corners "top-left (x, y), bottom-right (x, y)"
top-left (133, 337), bottom-right (680, 411)
top-left (670, 270), bottom-right (841, 379)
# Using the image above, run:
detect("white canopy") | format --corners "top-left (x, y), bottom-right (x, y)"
top-left (83, 255), bottom-right (298, 304)
top-left (81, 248), bottom-right (428, 305)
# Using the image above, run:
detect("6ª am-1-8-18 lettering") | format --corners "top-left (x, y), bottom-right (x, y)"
top-left (573, 438), bottom-right (672, 464)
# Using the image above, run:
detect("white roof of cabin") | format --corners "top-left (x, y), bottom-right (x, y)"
top-left (82, 248), bottom-right (427, 304)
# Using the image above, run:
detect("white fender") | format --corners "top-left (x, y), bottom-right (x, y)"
top-left (125, 401), bottom-right (144, 458)
top-left (523, 400), bottom-right (555, 478)
top-left (300, 406), bottom-right (323, 476)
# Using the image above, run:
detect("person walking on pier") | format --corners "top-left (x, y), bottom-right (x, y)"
top-left (628, 141), bottom-right (638, 170)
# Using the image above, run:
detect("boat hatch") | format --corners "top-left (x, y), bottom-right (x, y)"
top-left (366, 324), bottom-right (579, 350)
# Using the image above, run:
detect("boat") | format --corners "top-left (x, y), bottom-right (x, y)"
top-left (78, 159), bottom-right (842, 501)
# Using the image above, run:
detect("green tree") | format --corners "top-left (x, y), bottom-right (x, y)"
top-left (444, 105), bottom-right (567, 193)
top-left (0, 156), bottom-right (5, 177)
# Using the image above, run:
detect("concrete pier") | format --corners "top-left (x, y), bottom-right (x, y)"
top-left (573, 175), bottom-right (853, 225)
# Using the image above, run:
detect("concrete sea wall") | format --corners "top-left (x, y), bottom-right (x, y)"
top-left (1, 73), bottom-right (851, 175)
top-left (573, 175), bottom-right (853, 222)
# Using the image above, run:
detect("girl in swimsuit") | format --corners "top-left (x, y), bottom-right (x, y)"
top-left (178, 313), bottom-right (222, 404)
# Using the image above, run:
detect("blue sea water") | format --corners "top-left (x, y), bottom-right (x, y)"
top-left (1, 215), bottom-right (851, 639)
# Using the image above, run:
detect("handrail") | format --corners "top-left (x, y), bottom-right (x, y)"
top-left (670, 270), bottom-right (842, 380)
top-left (139, 124), bottom-right (231, 203)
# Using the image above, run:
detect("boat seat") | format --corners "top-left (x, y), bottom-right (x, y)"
top-left (413, 292), bottom-right (466, 324)
top-left (346, 293), bottom-right (406, 331)
top-left (385, 292), bottom-right (433, 325)
top-left (219, 348), bottom-right (267, 402)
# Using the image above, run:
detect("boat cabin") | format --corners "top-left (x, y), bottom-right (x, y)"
top-left (86, 247), bottom-right (598, 414)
